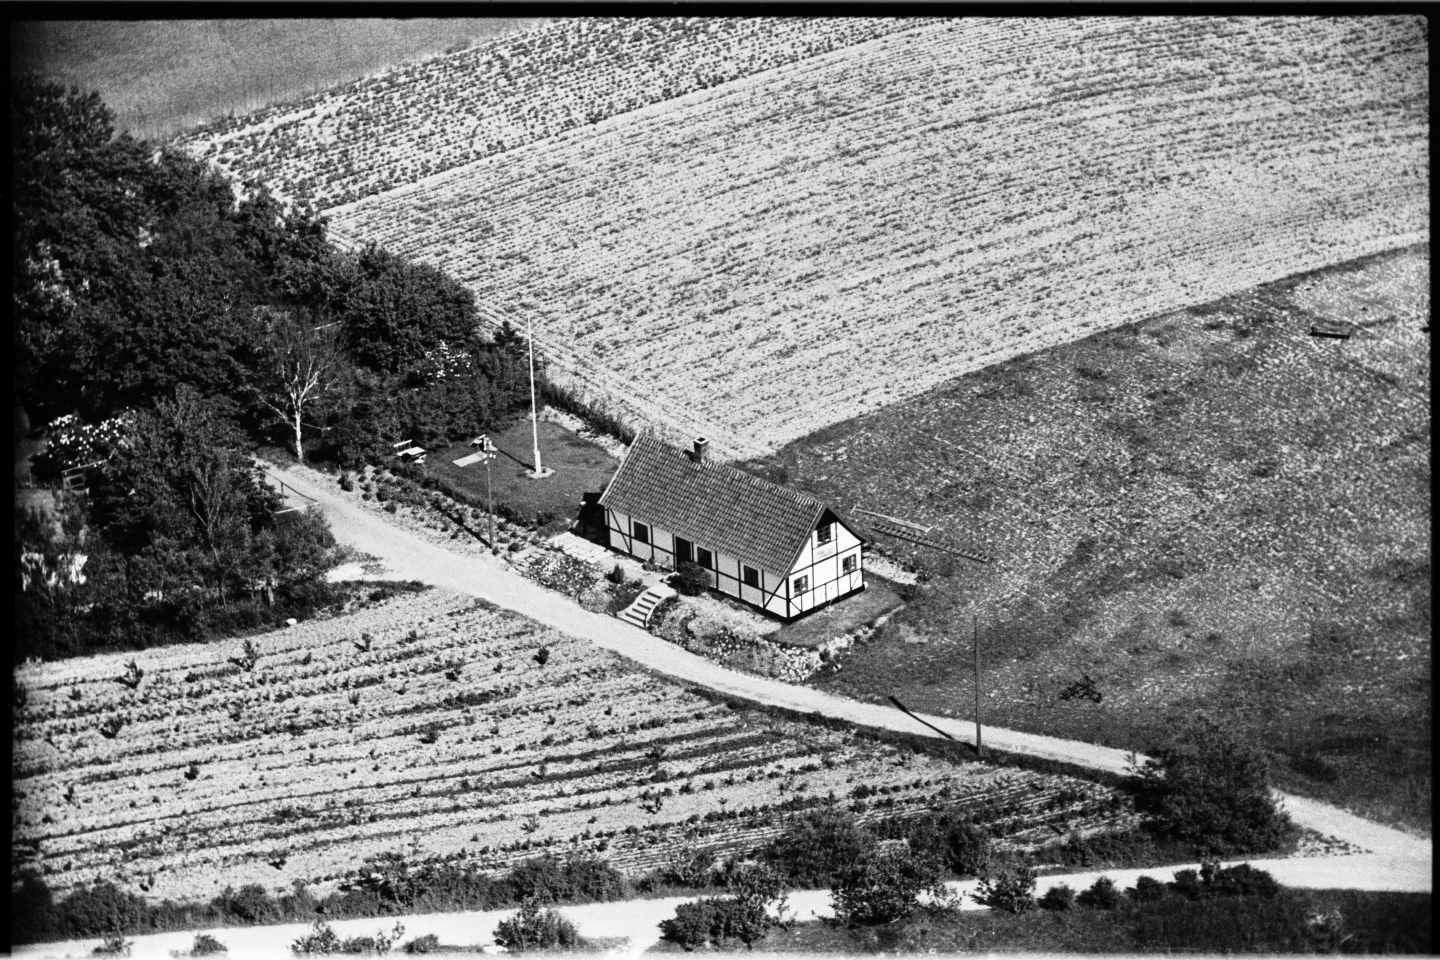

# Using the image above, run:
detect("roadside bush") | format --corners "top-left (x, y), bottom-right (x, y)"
top-left (764, 805), bottom-right (875, 887)
top-left (1038, 884), bottom-right (1076, 911)
top-left (401, 934), bottom-right (440, 954)
top-left (1132, 717), bottom-right (1296, 855)
top-left (659, 897), bottom-right (767, 951)
top-left (661, 846), bottom-right (719, 888)
top-left (91, 934), bottom-right (131, 956)
top-left (906, 813), bottom-right (991, 876)
top-left (1202, 861), bottom-right (1280, 899)
top-left (1130, 875), bottom-right (1168, 902)
top-left (832, 846), bottom-right (945, 925)
top-left (493, 899), bottom-right (578, 951)
top-left (502, 854), bottom-right (624, 905)
top-left (973, 864), bottom-right (1036, 914)
top-left (1076, 876), bottom-right (1122, 909)
top-left (190, 933), bottom-right (228, 955)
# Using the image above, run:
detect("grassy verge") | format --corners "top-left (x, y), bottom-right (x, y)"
top-left (764, 889), bottom-right (1432, 954)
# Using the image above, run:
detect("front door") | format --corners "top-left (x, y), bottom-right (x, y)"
top-left (674, 537), bottom-right (694, 565)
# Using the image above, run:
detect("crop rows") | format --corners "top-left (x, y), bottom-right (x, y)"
top-left (324, 15), bottom-right (1427, 458)
top-left (174, 17), bottom-right (924, 209)
top-left (12, 590), bottom-right (1126, 903)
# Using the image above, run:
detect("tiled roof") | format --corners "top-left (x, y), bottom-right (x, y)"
top-left (599, 431), bottom-right (855, 576)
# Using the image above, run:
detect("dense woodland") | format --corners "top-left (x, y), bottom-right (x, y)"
top-left (11, 78), bottom-right (540, 659)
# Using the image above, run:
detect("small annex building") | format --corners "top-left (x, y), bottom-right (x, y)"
top-left (598, 431), bottom-right (866, 621)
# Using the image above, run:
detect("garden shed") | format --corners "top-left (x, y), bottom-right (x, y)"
top-left (598, 431), bottom-right (867, 620)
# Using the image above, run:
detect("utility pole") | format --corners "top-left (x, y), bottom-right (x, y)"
top-left (483, 438), bottom-right (496, 548)
top-left (526, 315), bottom-right (552, 479)
top-left (973, 613), bottom-right (983, 756)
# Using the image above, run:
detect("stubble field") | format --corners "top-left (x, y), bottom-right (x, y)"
top-left (325, 15), bottom-right (1428, 459)
top-left (757, 245), bottom-right (1430, 831)
top-left (11, 591), bottom-right (1129, 904)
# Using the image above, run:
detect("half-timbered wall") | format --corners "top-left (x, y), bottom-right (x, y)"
top-left (782, 514), bottom-right (864, 616)
top-left (604, 507), bottom-right (862, 621)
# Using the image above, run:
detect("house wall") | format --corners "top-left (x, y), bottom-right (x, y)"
top-left (784, 518), bottom-right (864, 616)
top-left (605, 507), bottom-right (790, 618)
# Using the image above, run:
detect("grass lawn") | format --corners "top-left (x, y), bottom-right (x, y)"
top-left (424, 417), bottom-right (618, 533)
top-left (762, 889), bottom-right (1432, 955)
top-left (753, 245), bottom-right (1431, 832)
top-left (771, 576), bottom-right (906, 648)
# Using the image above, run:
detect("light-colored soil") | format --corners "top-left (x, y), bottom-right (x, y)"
top-left (329, 16), bottom-right (1426, 458)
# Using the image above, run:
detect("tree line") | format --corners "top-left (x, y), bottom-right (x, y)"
top-left (11, 77), bottom-right (542, 659)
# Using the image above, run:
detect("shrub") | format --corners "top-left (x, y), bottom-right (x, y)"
top-left (1130, 875), bottom-right (1168, 902)
top-left (662, 847), bottom-right (718, 888)
top-left (1132, 717), bottom-right (1296, 855)
top-left (1203, 861), bottom-right (1280, 899)
top-left (658, 896), bottom-right (769, 951)
top-left (190, 933), bottom-right (228, 955)
top-left (290, 919), bottom-right (342, 954)
top-left (606, 563), bottom-right (625, 584)
top-left (907, 813), bottom-right (991, 876)
top-left (973, 864), bottom-right (1036, 914)
top-left (402, 934), bottom-right (440, 954)
top-left (674, 561), bottom-right (710, 596)
top-left (1038, 884), bottom-right (1076, 911)
top-left (832, 846), bottom-right (945, 925)
top-left (764, 805), bottom-right (875, 887)
top-left (493, 899), bottom-right (578, 951)
top-left (1077, 876), bottom-right (1122, 909)
top-left (91, 934), bottom-right (131, 956)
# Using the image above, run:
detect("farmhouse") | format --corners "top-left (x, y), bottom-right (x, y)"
top-left (598, 431), bottom-right (866, 620)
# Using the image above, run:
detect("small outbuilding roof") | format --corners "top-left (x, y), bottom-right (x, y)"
top-left (599, 431), bottom-right (864, 576)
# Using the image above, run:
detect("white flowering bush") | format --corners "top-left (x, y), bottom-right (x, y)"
top-left (41, 412), bottom-right (135, 474)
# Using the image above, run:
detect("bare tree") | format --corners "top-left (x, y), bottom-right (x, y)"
top-left (253, 306), bottom-right (342, 463)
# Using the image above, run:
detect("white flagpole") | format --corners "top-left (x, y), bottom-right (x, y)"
top-left (527, 315), bottom-right (549, 478)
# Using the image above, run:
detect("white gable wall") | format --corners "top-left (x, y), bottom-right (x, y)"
top-left (784, 518), bottom-right (864, 616)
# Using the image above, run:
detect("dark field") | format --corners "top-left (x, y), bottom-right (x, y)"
top-left (763, 889), bottom-right (1432, 955)
top-left (753, 245), bottom-right (1431, 832)
top-left (9, 19), bottom-right (540, 140)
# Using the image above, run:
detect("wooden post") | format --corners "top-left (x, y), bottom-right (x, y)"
top-left (974, 613), bottom-right (983, 756)
top-left (486, 452), bottom-right (496, 547)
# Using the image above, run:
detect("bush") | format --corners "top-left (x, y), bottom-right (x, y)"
top-left (1203, 861), bottom-right (1280, 899)
top-left (973, 864), bottom-right (1036, 914)
top-left (91, 934), bottom-right (131, 956)
top-left (764, 805), bottom-right (876, 887)
top-left (493, 899), bottom-right (578, 951)
top-left (401, 934), bottom-right (440, 954)
top-left (606, 563), bottom-right (626, 584)
top-left (674, 560), bottom-right (710, 596)
top-left (1038, 884), bottom-right (1075, 911)
top-left (832, 846), bottom-right (945, 925)
top-left (906, 814), bottom-right (991, 876)
top-left (1076, 876), bottom-right (1122, 909)
top-left (658, 897), bottom-right (769, 951)
top-left (1130, 875), bottom-right (1168, 902)
top-left (190, 933), bottom-right (228, 955)
top-left (1132, 718), bottom-right (1296, 855)
top-left (661, 847), bottom-right (718, 888)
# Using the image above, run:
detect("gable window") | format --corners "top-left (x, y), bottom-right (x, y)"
top-left (817, 522), bottom-right (833, 545)
top-left (633, 521), bottom-right (650, 544)
top-left (696, 547), bottom-right (714, 569)
top-left (842, 554), bottom-right (858, 575)
top-left (742, 565), bottom-right (760, 588)
top-left (793, 575), bottom-right (809, 594)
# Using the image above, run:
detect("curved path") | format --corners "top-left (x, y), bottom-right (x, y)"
top-left (266, 462), bottom-right (1429, 876)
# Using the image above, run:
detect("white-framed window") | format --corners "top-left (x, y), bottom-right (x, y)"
top-left (817, 522), bottom-right (833, 545)
top-left (793, 575), bottom-right (809, 594)
top-left (696, 547), bottom-right (714, 569)
top-left (842, 554), bottom-right (857, 575)
top-left (633, 521), bottom-right (650, 544)
top-left (742, 565), bottom-right (760, 588)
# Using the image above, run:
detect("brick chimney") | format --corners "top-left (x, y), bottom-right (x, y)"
top-left (692, 437), bottom-right (709, 464)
